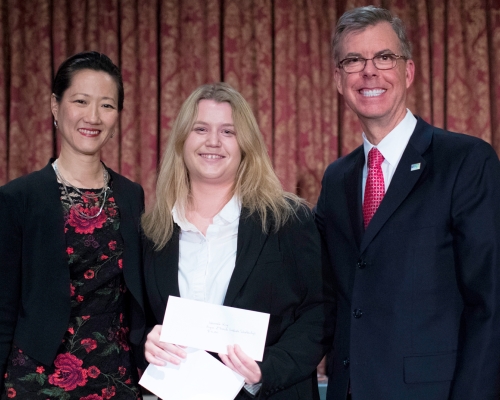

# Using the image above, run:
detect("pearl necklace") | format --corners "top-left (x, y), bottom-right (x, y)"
top-left (52, 159), bottom-right (110, 220)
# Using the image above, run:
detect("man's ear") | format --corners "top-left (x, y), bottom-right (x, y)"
top-left (334, 68), bottom-right (344, 95)
top-left (405, 59), bottom-right (415, 89)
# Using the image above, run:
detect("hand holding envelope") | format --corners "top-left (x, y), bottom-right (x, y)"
top-left (161, 296), bottom-right (270, 361)
top-left (140, 296), bottom-right (270, 400)
top-left (219, 343), bottom-right (262, 384)
top-left (144, 324), bottom-right (187, 366)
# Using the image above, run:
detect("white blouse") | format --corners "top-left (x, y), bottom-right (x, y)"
top-left (173, 195), bottom-right (241, 305)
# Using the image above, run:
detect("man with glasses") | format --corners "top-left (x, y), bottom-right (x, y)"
top-left (315, 5), bottom-right (500, 400)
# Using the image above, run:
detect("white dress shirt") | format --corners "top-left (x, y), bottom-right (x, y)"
top-left (173, 196), bottom-right (261, 395)
top-left (362, 109), bottom-right (417, 201)
top-left (173, 195), bottom-right (241, 305)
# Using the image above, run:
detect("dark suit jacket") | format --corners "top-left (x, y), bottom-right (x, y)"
top-left (315, 118), bottom-right (500, 400)
top-left (144, 205), bottom-right (332, 399)
top-left (0, 160), bottom-right (147, 390)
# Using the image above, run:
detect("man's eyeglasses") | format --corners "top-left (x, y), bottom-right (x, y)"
top-left (338, 54), bottom-right (407, 73)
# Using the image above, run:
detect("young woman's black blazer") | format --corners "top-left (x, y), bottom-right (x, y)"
top-left (143, 205), bottom-right (334, 400)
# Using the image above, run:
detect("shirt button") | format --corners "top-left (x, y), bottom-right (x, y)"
top-left (353, 309), bottom-right (363, 318)
top-left (343, 358), bottom-right (350, 368)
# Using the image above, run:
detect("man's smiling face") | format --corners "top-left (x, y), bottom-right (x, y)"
top-left (334, 22), bottom-right (415, 131)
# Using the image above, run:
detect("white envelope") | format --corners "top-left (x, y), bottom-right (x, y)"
top-left (139, 348), bottom-right (245, 400)
top-left (160, 296), bottom-right (270, 361)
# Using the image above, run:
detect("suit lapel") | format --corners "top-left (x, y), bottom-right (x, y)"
top-left (154, 226), bottom-right (181, 306)
top-left (360, 118), bottom-right (433, 253)
top-left (223, 210), bottom-right (269, 307)
top-left (345, 148), bottom-right (365, 249)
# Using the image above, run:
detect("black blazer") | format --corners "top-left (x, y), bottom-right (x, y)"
top-left (144, 205), bottom-right (333, 399)
top-left (0, 160), bottom-right (147, 389)
top-left (315, 118), bottom-right (500, 400)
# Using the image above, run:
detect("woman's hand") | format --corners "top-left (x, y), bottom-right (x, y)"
top-left (219, 344), bottom-right (262, 384)
top-left (144, 325), bottom-right (187, 366)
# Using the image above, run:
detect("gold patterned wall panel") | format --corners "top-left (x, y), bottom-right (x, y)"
top-left (273, 0), bottom-right (299, 194)
top-left (0, 1), bottom-right (6, 181)
top-left (1, 0), bottom-right (499, 207)
top-left (158, 0), bottom-right (221, 151)
top-left (446, 0), bottom-right (491, 141)
top-left (489, 0), bottom-right (500, 155)
top-left (6, 0), bottom-right (53, 180)
top-left (223, 0), bottom-right (273, 156)
top-left (120, 0), bottom-right (159, 204)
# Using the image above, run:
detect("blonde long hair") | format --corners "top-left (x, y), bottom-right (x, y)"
top-left (142, 82), bottom-right (302, 250)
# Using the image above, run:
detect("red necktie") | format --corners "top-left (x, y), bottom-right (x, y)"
top-left (363, 147), bottom-right (385, 229)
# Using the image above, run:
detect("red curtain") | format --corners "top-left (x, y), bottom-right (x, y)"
top-left (1, 0), bottom-right (499, 206)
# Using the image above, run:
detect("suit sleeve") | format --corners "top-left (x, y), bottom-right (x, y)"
top-left (0, 187), bottom-right (23, 390)
top-left (258, 205), bottom-right (335, 397)
top-left (314, 172), bottom-right (337, 375)
top-left (449, 141), bottom-right (500, 399)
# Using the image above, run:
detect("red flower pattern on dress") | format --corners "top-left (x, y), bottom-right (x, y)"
top-left (108, 197), bottom-right (115, 202)
top-left (102, 386), bottom-right (116, 399)
top-left (81, 339), bottom-right (97, 353)
top-left (118, 259), bottom-right (123, 269)
top-left (114, 327), bottom-right (130, 351)
top-left (67, 205), bottom-right (107, 235)
top-left (7, 387), bottom-right (16, 398)
top-left (87, 365), bottom-right (101, 379)
top-left (82, 192), bottom-right (95, 204)
top-left (6, 188), bottom-right (139, 398)
top-left (48, 353), bottom-right (88, 391)
top-left (84, 270), bottom-right (95, 279)
top-left (80, 395), bottom-right (102, 400)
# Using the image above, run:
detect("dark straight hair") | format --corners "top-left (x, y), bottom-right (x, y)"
top-left (52, 51), bottom-right (124, 111)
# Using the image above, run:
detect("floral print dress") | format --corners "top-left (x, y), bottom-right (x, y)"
top-left (2, 183), bottom-right (142, 400)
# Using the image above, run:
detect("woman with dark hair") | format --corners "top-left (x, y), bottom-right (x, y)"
top-left (0, 51), bottom-right (146, 399)
top-left (142, 82), bottom-right (332, 399)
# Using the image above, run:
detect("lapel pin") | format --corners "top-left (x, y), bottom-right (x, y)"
top-left (410, 163), bottom-right (421, 171)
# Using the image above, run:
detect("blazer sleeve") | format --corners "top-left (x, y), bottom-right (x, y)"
top-left (0, 186), bottom-right (23, 390)
top-left (314, 171), bottom-right (338, 331)
top-left (258, 205), bottom-right (335, 396)
top-left (448, 141), bottom-right (500, 399)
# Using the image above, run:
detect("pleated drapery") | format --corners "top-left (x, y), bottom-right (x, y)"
top-left (1, 0), bottom-right (499, 206)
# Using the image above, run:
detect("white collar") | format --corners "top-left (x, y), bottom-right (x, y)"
top-left (362, 109), bottom-right (417, 166)
top-left (172, 195), bottom-right (241, 232)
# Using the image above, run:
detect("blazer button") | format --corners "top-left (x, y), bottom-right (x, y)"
top-left (356, 259), bottom-right (366, 269)
top-left (353, 309), bottom-right (363, 318)
top-left (343, 358), bottom-right (350, 368)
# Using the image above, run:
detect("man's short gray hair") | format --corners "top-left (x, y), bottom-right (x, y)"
top-left (332, 6), bottom-right (412, 65)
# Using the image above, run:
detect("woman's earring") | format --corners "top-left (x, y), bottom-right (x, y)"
top-left (54, 120), bottom-right (58, 129)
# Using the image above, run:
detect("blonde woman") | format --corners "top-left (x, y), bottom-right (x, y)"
top-left (142, 82), bottom-right (332, 399)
